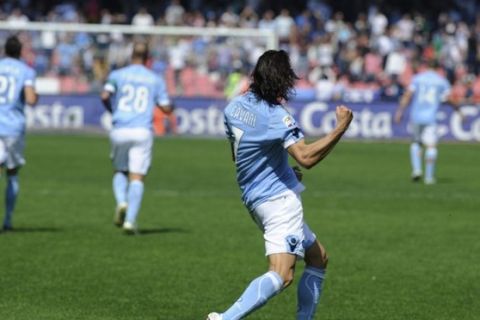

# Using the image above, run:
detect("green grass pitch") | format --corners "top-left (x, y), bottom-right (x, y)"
top-left (0, 135), bottom-right (479, 320)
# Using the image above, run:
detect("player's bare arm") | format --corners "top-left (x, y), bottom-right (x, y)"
top-left (100, 90), bottom-right (112, 112)
top-left (394, 89), bottom-right (413, 123)
top-left (156, 103), bottom-right (174, 114)
top-left (288, 105), bottom-right (353, 169)
top-left (24, 86), bottom-right (38, 105)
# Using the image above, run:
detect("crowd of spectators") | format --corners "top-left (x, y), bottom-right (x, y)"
top-left (1, 0), bottom-right (480, 103)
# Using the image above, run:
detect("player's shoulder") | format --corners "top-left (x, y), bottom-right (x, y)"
top-left (0, 58), bottom-right (34, 74)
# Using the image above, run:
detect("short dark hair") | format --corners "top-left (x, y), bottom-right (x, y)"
top-left (131, 42), bottom-right (149, 62)
top-left (5, 36), bottom-right (22, 59)
top-left (250, 50), bottom-right (299, 105)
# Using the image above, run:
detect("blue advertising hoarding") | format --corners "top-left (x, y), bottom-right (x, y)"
top-left (27, 95), bottom-right (480, 142)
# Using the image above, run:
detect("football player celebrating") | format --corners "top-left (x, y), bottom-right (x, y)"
top-left (207, 50), bottom-right (353, 320)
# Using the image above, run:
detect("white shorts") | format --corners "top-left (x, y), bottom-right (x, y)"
top-left (250, 190), bottom-right (316, 258)
top-left (0, 135), bottom-right (26, 169)
top-left (412, 124), bottom-right (437, 146)
top-left (110, 128), bottom-right (153, 175)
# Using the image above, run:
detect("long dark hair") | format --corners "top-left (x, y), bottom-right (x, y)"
top-left (249, 50), bottom-right (299, 105)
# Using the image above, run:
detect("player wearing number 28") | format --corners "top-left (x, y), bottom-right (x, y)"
top-left (0, 36), bottom-right (38, 231)
top-left (101, 42), bottom-right (171, 234)
top-left (207, 50), bottom-right (353, 320)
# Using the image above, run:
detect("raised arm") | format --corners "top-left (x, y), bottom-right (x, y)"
top-left (288, 105), bottom-right (353, 169)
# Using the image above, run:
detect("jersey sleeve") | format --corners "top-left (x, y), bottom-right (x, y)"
top-left (272, 107), bottom-right (304, 149)
top-left (155, 77), bottom-right (170, 107)
top-left (103, 72), bottom-right (117, 93)
top-left (24, 67), bottom-right (36, 87)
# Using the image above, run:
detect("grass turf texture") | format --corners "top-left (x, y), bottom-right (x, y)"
top-left (0, 135), bottom-right (479, 320)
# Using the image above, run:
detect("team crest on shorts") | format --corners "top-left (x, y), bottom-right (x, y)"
top-left (285, 235), bottom-right (300, 253)
top-left (283, 115), bottom-right (295, 128)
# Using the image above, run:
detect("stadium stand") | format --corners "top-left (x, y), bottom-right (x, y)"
top-left (0, 0), bottom-right (479, 102)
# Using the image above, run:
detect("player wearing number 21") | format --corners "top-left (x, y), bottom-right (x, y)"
top-left (0, 36), bottom-right (38, 232)
top-left (207, 50), bottom-right (353, 320)
top-left (101, 42), bottom-right (171, 234)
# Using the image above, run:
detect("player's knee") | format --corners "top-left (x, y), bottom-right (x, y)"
top-left (129, 173), bottom-right (145, 181)
top-left (279, 269), bottom-right (295, 288)
top-left (269, 263), bottom-right (295, 288)
top-left (425, 146), bottom-right (437, 161)
top-left (6, 168), bottom-right (19, 176)
top-left (305, 241), bottom-right (328, 269)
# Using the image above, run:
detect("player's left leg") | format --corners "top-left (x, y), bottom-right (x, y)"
top-left (422, 125), bottom-right (438, 184)
top-left (220, 253), bottom-right (295, 320)
top-left (210, 191), bottom-right (304, 320)
top-left (2, 136), bottom-right (25, 231)
top-left (123, 173), bottom-right (145, 234)
top-left (410, 124), bottom-right (424, 181)
top-left (297, 236), bottom-right (328, 320)
top-left (112, 170), bottom-right (128, 226)
top-left (110, 129), bottom-right (131, 226)
top-left (424, 145), bottom-right (438, 184)
top-left (122, 129), bottom-right (152, 234)
top-left (3, 167), bottom-right (20, 230)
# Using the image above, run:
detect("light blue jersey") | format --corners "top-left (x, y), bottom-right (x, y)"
top-left (224, 91), bottom-right (305, 211)
top-left (104, 64), bottom-right (170, 129)
top-left (0, 57), bottom-right (36, 137)
top-left (409, 70), bottom-right (451, 125)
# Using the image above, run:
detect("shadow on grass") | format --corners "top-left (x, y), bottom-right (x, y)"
top-left (138, 227), bottom-right (189, 235)
top-left (1, 227), bottom-right (62, 233)
top-left (437, 177), bottom-right (454, 184)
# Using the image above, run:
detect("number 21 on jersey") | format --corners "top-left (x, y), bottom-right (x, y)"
top-left (0, 74), bottom-right (16, 105)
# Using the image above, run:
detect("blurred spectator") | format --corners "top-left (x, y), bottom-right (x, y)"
top-left (54, 33), bottom-right (79, 75)
top-left (168, 38), bottom-right (189, 94)
top-left (380, 74), bottom-right (404, 101)
top-left (132, 7), bottom-right (154, 27)
top-left (239, 6), bottom-right (258, 28)
top-left (0, 0), bottom-right (477, 101)
top-left (220, 7), bottom-right (239, 28)
top-left (165, 0), bottom-right (185, 26)
top-left (258, 10), bottom-right (275, 31)
top-left (369, 8), bottom-right (388, 36)
top-left (7, 8), bottom-right (29, 26)
top-left (275, 9), bottom-right (295, 44)
top-left (309, 65), bottom-right (337, 101)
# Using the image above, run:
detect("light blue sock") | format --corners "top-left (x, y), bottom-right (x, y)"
top-left (297, 266), bottom-right (325, 320)
top-left (4, 175), bottom-right (19, 228)
top-left (222, 271), bottom-right (283, 320)
top-left (125, 180), bottom-right (144, 224)
top-left (425, 147), bottom-right (438, 181)
top-left (113, 172), bottom-right (128, 205)
top-left (410, 143), bottom-right (422, 176)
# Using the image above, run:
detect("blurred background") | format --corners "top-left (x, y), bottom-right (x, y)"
top-left (1, 0), bottom-right (479, 139)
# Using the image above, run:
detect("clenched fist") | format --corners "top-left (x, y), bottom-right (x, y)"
top-left (335, 105), bottom-right (353, 130)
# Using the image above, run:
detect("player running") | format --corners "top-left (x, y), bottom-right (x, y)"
top-left (394, 60), bottom-right (462, 184)
top-left (0, 36), bottom-right (38, 232)
top-left (101, 42), bottom-right (171, 234)
top-left (207, 50), bottom-right (353, 320)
